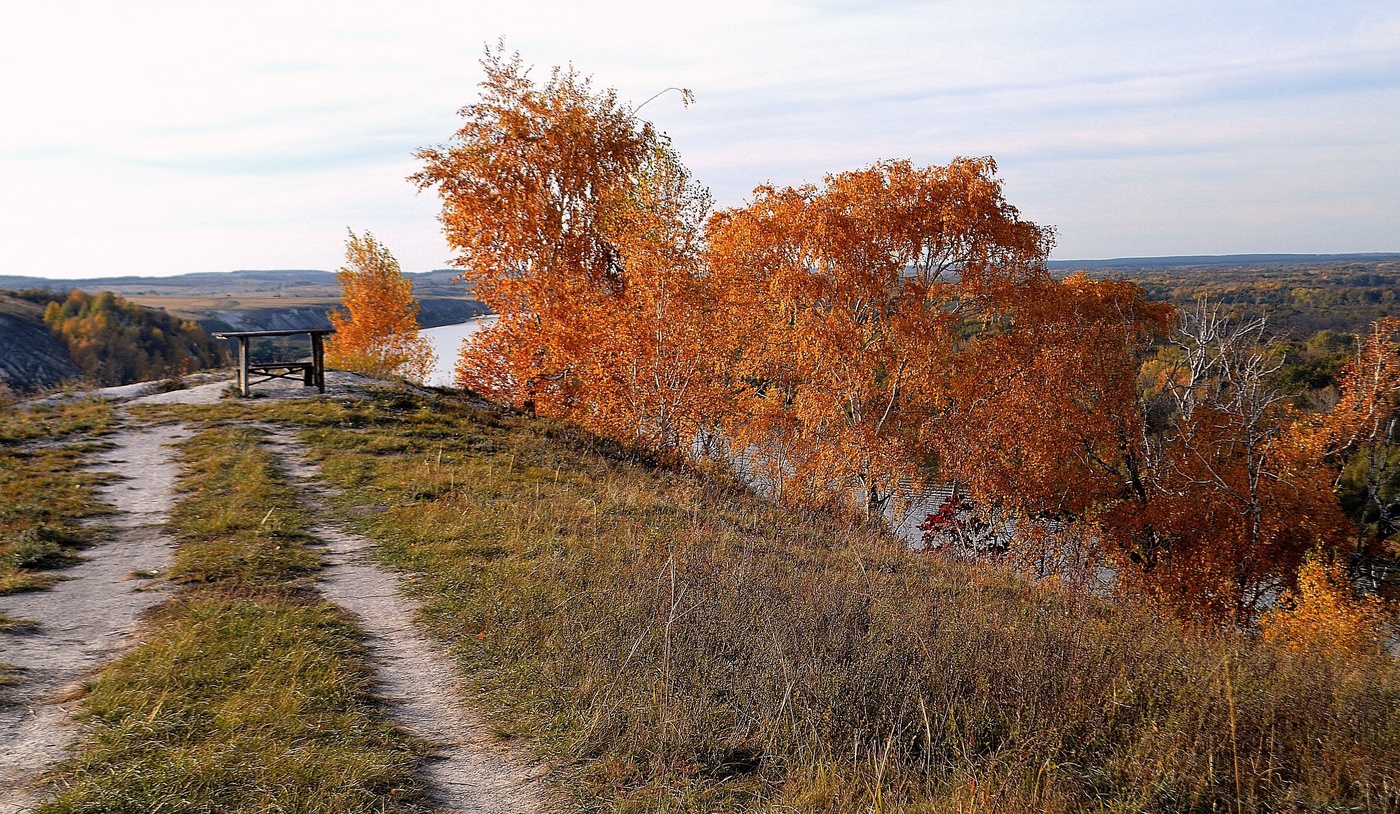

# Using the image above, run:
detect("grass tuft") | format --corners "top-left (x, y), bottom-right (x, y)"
top-left (165, 427), bottom-right (320, 590)
top-left (0, 400), bottom-right (114, 595)
top-left (41, 596), bottom-right (423, 813)
top-left (0, 612), bottom-right (39, 633)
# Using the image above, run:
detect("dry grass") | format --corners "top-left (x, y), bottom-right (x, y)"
top-left (195, 389), bottom-right (1400, 813)
top-left (38, 424), bottom-right (436, 813)
top-left (0, 400), bottom-right (114, 598)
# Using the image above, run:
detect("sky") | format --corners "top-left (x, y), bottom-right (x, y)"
top-left (2, 0), bottom-right (1397, 279)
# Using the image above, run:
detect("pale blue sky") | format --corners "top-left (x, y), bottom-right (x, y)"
top-left (2, 0), bottom-right (1396, 279)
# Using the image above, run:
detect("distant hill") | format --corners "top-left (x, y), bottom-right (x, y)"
top-left (0, 290), bottom-right (229, 393)
top-left (1054, 254), bottom-right (1400, 339)
top-left (1047, 252), bottom-right (1400, 272)
top-left (0, 269), bottom-right (340, 299)
top-left (193, 298), bottom-right (489, 334)
top-left (0, 268), bottom-right (472, 300)
top-left (0, 269), bottom-right (484, 333)
top-left (13, 257), bottom-right (1400, 290)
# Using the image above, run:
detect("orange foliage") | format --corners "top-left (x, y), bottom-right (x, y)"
top-left (571, 145), bottom-right (728, 453)
top-left (1314, 318), bottom-right (1400, 551)
top-left (414, 46), bottom-right (651, 412)
top-left (416, 47), bottom-right (722, 453)
top-left (934, 273), bottom-right (1174, 520)
top-left (1317, 317), bottom-right (1400, 454)
top-left (1092, 306), bottom-right (1354, 621)
top-left (325, 231), bottom-right (435, 383)
top-left (706, 158), bottom-right (1057, 517)
top-left (1130, 410), bottom-right (1349, 621)
top-left (1260, 557), bottom-right (1389, 656)
top-left (417, 50), bottom-right (1386, 629)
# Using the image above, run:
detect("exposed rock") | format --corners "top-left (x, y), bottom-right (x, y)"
top-left (200, 298), bottom-right (488, 333)
top-left (0, 311), bottom-right (78, 393)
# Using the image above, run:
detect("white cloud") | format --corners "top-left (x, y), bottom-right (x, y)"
top-left (0, 0), bottom-right (1396, 277)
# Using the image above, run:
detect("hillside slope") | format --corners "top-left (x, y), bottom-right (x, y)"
top-left (193, 297), bottom-right (488, 333)
top-left (1, 290), bottom-right (229, 392)
top-left (0, 296), bottom-right (79, 391)
top-left (201, 388), bottom-right (1397, 814)
top-left (0, 268), bottom-right (476, 304)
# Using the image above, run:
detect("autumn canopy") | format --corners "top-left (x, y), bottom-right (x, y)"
top-left (413, 49), bottom-right (1399, 633)
top-left (325, 230), bottom-right (435, 384)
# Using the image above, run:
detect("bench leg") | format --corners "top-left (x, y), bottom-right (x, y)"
top-left (238, 338), bottom-right (249, 397)
top-left (312, 333), bottom-right (326, 393)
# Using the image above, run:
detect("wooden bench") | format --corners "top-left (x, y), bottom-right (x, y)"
top-left (212, 329), bottom-right (334, 397)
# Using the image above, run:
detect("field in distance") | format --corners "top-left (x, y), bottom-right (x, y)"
top-left (0, 269), bottom-right (484, 333)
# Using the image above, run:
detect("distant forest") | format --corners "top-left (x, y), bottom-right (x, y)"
top-left (1080, 258), bottom-right (1398, 335)
top-left (1078, 258), bottom-right (1400, 400)
top-left (15, 289), bottom-right (227, 386)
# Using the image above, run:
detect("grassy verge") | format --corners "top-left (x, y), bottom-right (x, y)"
top-left (212, 389), bottom-right (1400, 814)
top-left (0, 399), bottom-right (114, 599)
top-left (38, 424), bottom-right (435, 813)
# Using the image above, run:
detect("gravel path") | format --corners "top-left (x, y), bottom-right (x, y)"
top-left (262, 427), bottom-right (548, 813)
top-left (0, 423), bottom-right (189, 813)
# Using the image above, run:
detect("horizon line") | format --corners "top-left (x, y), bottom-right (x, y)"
top-left (3, 252), bottom-right (1398, 286)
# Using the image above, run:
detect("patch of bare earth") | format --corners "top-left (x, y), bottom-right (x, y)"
top-left (0, 422), bottom-right (189, 814)
top-left (261, 427), bottom-right (549, 814)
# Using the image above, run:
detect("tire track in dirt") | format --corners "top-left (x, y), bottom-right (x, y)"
top-left (0, 422), bottom-right (189, 814)
top-left (260, 427), bottom-right (548, 814)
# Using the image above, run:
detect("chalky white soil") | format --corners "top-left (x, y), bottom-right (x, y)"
top-left (1, 373), bottom-right (547, 813)
top-left (263, 426), bottom-right (548, 814)
top-left (0, 423), bottom-right (188, 813)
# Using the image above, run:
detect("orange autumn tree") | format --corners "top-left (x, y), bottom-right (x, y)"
top-left (930, 274), bottom-right (1175, 578)
top-left (413, 48), bottom-right (645, 413)
top-left (325, 230), bottom-right (435, 383)
top-left (575, 143), bottom-right (728, 454)
top-left (706, 158), bottom-right (1056, 519)
top-left (414, 47), bottom-right (724, 454)
top-left (1108, 304), bottom-right (1352, 621)
top-left (411, 50), bottom-right (1382, 629)
top-left (1324, 318), bottom-right (1400, 552)
top-left (933, 273), bottom-right (1174, 515)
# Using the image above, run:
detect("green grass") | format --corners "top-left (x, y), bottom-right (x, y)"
top-left (38, 424), bottom-right (435, 814)
top-left (164, 428), bottom-right (321, 589)
top-left (0, 399), bottom-right (117, 444)
top-left (227, 389), bottom-right (1400, 814)
top-left (0, 399), bottom-right (115, 596)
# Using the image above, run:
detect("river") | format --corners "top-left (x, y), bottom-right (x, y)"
top-left (419, 316), bottom-right (498, 388)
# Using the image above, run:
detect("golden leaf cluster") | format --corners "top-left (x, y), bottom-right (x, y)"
top-left (325, 231), bottom-right (435, 384)
top-left (1261, 557), bottom-right (1390, 655)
